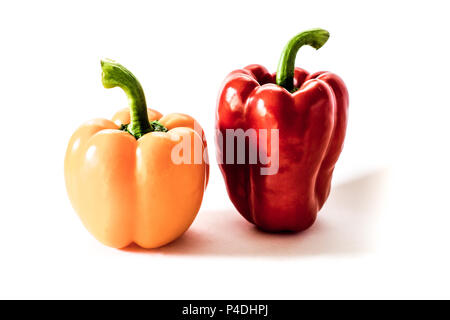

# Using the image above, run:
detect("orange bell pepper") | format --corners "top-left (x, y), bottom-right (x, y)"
top-left (64, 60), bottom-right (209, 249)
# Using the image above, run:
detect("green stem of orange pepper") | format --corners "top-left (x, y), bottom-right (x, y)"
top-left (101, 59), bottom-right (163, 139)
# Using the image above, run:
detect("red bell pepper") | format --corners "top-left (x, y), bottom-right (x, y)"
top-left (216, 29), bottom-right (349, 232)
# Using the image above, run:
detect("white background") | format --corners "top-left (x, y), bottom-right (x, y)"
top-left (0, 0), bottom-right (449, 299)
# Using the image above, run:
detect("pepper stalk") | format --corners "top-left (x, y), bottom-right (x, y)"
top-left (101, 59), bottom-right (167, 139)
top-left (276, 28), bottom-right (330, 92)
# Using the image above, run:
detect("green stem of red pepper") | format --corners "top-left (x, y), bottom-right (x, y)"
top-left (101, 59), bottom-right (158, 139)
top-left (276, 28), bottom-right (330, 92)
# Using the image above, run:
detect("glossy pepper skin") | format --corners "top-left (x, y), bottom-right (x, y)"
top-left (216, 29), bottom-right (348, 232)
top-left (65, 60), bottom-right (208, 248)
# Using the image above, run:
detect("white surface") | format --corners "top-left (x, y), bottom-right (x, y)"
top-left (0, 0), bottom-right (449, 299)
